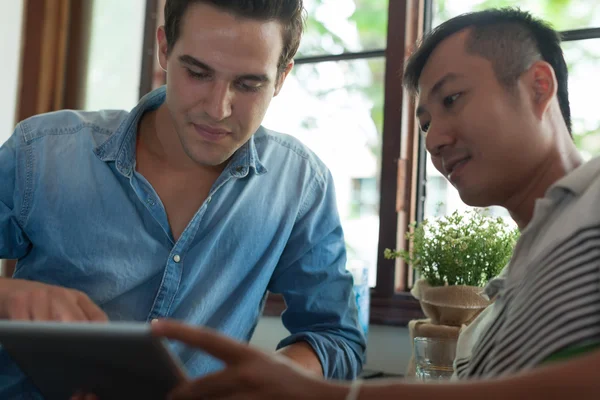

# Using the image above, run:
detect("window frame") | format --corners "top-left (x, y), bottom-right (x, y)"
top-left (262, 0), bottom-right (429, 326)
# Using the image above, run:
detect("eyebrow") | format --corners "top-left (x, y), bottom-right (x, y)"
top-left (178, 54), bottom-right (271, 83)
top-left (416, 72), bottom-right (464, 117)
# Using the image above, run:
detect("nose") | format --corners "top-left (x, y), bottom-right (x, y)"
top-left (424, 119), bottom-right (455, 157)
top-left (204, 80), bottom-right (233, 121)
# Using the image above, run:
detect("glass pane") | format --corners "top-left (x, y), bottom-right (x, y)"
top-left (83, 0), bottom-right (146, 111)
top-left (564, 39), bottom-right (600, 158)
top-left (0, 1), bottom-right (23, 145)
top-left (434, 0), bottom-right (600, 31)
top-left (262, 58), bottom-right (385, 287)
top-left (422, 38), bottom-right (600, 224)
top-left (297, 0), bottom-right (389, 57)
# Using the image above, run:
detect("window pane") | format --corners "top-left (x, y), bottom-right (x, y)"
top-left (434, 0), bottom-right (600, 31)
top-left (262, 58), bottom-right (385, 287)
top-left (564, 39), bottom-right (600, 158)
top-left (0, 1), bottom-right (23, 145)
top-left (83, 0), bottom-right (146, 110)
top-left (297, 0), bottom-right (389, 57)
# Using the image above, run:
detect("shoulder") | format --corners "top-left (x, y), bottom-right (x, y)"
top-left (15, 109), bottom-right (129, 147)
top-left (254, 126), bottom-right (331, 187)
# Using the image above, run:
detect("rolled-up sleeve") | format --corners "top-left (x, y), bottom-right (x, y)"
top-left (268, 169), bottom-right (366, 380)
top-left (0, 128), bottom-right (31, 260)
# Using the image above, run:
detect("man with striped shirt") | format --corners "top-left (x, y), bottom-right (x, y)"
top-left (98, 8), bottom-right (599, 399)
top-left (403, 8), bottom-right (600, 381)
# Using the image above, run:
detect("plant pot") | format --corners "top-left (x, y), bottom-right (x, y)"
top-left (411, 279), bottom-right (491, 326)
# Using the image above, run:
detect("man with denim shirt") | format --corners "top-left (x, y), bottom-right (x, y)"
top-left (0, 0), bottom-right (365, 396)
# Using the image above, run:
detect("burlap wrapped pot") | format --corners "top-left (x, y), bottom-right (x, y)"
top-left (411, 278), bottom-right (491, 326)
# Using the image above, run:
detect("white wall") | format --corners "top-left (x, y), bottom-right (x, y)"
top-left (0, 1), bottom-right (24, 145)
top-left (251, 316), bottom-right (412, 375)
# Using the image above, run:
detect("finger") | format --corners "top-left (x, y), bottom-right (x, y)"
top-left (75, 294), bottom-right (108, 322)
top-left (6, 293), bottom-right (33, 321)
top-left (216, 395), bottom-right (259, 400)
top-left (50, 296), bottom-right (88, 322)
top-left (29, 290), bottom-right (52, 321)
top-left (171, 390), bottom-right (252, 400)
top-left (168, 371), bottom-right (239, 400)
top-left (152, 320), bottom-right (258, 364)
top-left (70, 391), bottom-right (98, 400)
top-left (211, 393), bottom-right (253, 400)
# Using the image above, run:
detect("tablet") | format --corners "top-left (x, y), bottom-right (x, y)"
top-left (0, 320), bottom-right (188, 400)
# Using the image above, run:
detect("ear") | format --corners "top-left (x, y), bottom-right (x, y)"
top-left (156, 26), bottom-right (169, 72)
top-left (274, 61), bottom-right (294, 97)
top-left (525, 60), bottom-right (558, 120)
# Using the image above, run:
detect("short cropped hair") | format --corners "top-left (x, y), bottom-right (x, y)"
top-left (164, 0), bottom-right (305, 76)
top-left (403, 8), bottom-right (571, 133)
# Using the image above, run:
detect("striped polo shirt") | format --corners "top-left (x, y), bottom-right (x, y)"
top-left (455, 156), bottom-right (600, 379)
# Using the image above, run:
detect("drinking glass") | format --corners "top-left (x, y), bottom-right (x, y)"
top-left (414, 337), bottom-right (457, 381)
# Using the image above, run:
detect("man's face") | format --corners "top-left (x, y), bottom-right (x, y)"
top-left (416, 30), bottom-right (551, 207)
top-left (157, 3), bottom-right (292, 167)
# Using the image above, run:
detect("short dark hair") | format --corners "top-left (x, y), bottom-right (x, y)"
top-left (403, 8), bottom-right (572, 133)
top-left (164, 0), bottom-right (305, 76)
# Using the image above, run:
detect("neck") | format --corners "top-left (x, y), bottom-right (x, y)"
top-left (504, 140), bottom-right (582, 230)
top-left (138, 105), bottom-right (225, 176)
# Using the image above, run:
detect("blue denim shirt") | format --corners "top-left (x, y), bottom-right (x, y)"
top-left (0, 87), bottom-right (365, 397)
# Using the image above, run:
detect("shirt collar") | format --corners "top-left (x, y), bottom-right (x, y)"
top-left (546, 155), bottom-right (600, 199)
top-left (483, 265), bottom-right (509, 299)
top-left (93, 86), bottom-right (267, 177)
top-left (225, 127), bottom-right (267, 177)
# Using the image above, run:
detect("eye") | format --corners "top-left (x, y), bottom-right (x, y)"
top-left (443, 93), bottom-right (461, 108)
top-left (187, 69), bottom-right (211, 80)
top-left (235, 81), bottom-right (262, 93)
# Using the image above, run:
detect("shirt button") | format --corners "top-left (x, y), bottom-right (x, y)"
top-left (146, 198), bottom-right (156, 206)
top-left (173, 254), bottom-right (181, 263)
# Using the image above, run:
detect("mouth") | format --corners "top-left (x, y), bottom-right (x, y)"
top-left (445, 156), bottom-right (472, 182)
top-left (193, 124), bottom-right (231, 142)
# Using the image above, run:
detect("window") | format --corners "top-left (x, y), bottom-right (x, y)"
top-left (421, 1), bottom-right (600, 225)
top-left (83, 0), bottom-right (146, 111)
top-left (563, 39), bottom-right (600, 159)
top-left (298, 0), bottom-right (388, 57)
top-left (0, 1), bottom-right (23, 145)
top-left (262, 0), bottom-right (391, 288)
top-left (263, 0), bottom-right (426, 324)
top-left (260, 1), bottom-right (427, 325)
top-left (262, 56), bottom-right (385, 287)
top-left (433, 0), bottom-right (600, 30)
top-left (350, 177), bottom-right (379, 217)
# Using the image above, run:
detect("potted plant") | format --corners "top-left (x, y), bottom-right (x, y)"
top-left (385, 208), bottom-right (519, 326)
